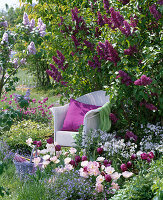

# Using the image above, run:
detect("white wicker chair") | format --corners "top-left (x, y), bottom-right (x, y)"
top-left (50, 90), bottom-right (110, 146)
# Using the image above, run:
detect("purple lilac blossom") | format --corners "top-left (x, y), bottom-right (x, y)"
top-left (23, 12), bottom-right (30, 26)
top-left (119, 0), bottom-right (130, 5)
top-left (103, 0), bottom-right (110, 13)
top-left (97, 11), bottom-right (105, 27)
top-left (120, 20), bottom-right (131, 36)
top-left (27, 41), bottom-right (36, 55)
top-left (109, 113), bottom-right (118, 123)
top-left (20, 58), bottom-right (26, 65)
top-left (157, 0), bottom-right (163, 5)
top-left (29, 19), bottom-right (35, 30)
top-left (88, 55), bottom-right (101, 69)
top-left (84, 40), bottom-right (95, 51)
top-left (110, 7), bottom-right (124, 28)
top-left (71, 35), bottom-right (80, 47)
top-left (124, 45), bottom-right (137, 56)
top-left (0, 20), bottom-right (8, 28)
top-left (149, 4), bottom-right (162, 20)
top-left (116, 70), bottom-right (132, 86)
top-left (134, 75), bottom-right (152, 86)
top-left (97, 40), bottom-right (120, 66)
top-left (1, 32), bottom-right (8, 43)
top-left (145, 103), bottom-right (157, 111)
top-left (12, 58), bottom-right (19, 68)
top-left (95, 27), bottom-right (102, 37)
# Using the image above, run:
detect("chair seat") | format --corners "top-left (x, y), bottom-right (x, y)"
top-left (56, 131), bottom-right (79, 146)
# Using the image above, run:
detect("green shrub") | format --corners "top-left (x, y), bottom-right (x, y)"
top-left (2, 120), bottom-right (52, 152)
top-left (111, 158), bottom-right (163, 200)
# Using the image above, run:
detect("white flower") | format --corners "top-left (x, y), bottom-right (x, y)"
top-left (110, 172), bottom-right (121, 180)
top-left (26, 138), bottom-right (33, 146)
top-left (96, 175), bottom-right (104, 183)
top-left (137, 151), bottom-right (143, 157)
top-left (79, 168), bottom-right (89, 178)
top-left (64, 157), bottom-right (71, 165)
top-left (105, 166), bottom-right (115, 175)
top-left (42, 160), bottom-right (50, 168)
top-left (111, 182), bottom-right (120, 190)
top-left (69, 147), bottom-right (77, 154)
top-left (81, 161), bottom-right (88, 167)
top-left (42, 154), bottom-right (50, 161)
top-left (33, 157), bottom-right (41, 167)
top-left (39, 149), bottom-right (48, 155)
top-left (50, 156), bottom-right (60, 164)
top-left (64, 164), bottom-right (73, 171)
top-left (96, 157), bottom-right (105, 162)
top-left (122, 171), bottom-right (133, 178)
top-left (101, 165), bottom-right (105, 171)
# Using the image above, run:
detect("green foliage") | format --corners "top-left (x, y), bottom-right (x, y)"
top-left (111, 158), bottom-right (163, 200)
top-left (0, 106), bottom-right (22, 133)
top-left (2, 120), bottom-right (52, 151)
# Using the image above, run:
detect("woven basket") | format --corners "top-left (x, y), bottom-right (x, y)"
top-left (14, 146), bottom-right (37, 178)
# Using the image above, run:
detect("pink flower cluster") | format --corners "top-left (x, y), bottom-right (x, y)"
top-left (140, 152), bottom-right (154, 163)
top-left (116, 70), bottom-right (132, 86)
top-left (134, 75), bottom-right (152, 86)
top-left (149, 4), bottom-right (162, 20)
top-left (103, 0), bottom-right (110, 14)
top-left (1, 93), bottom-right (53, 120)
top-left (97, 40), bottom-right (120, 66)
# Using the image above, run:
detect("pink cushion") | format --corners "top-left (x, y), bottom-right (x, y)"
top-left (61, 99), bottom-right (100, 132)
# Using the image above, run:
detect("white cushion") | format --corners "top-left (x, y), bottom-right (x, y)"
top-left (56, 131), bottom-right (79, 147)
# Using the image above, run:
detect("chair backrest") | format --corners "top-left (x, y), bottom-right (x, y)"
top-left (76, 90), bottom-right (110, 107)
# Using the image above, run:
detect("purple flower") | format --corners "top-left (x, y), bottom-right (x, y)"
top-left (70, 160), bottom-right (76, 167)
top-left (95, 27), bottom-right (102, 37)
top-left (119, 0), bottom-right (130, 5)
top-left (126, 161), bottom-right (132, 168)
top-left (97, 11), bottom-right (105, 27)
top-left (125, 131), bottom-right (137, 142)
top-left (33, 141), bottom-right (42, 147)
top-left (124, 45), bottom-right (137, 56)
top-left (71, 35), bottom-right (80, 47)
top-left (1, 32), bottom-right (8, 43)
top-left (134, 75), bottom-right (152, 86)
top-left (97, 147), bottom-right (103, 154)
top-left (82, 156), bottom-right (87, 161)
top-left (103, 0), bottom-right (110, 13)
top-left (12, 58), bottom-right (19, 68)
top-left (27, 41), bottom-right (37, 55)
top-left (131, 154), bottom-right (137, 160)
top-left (0, 20), bottom-right (8, 28)
top-left (120, 20), bottom-right (131, 36)
top-left (116, 70), bottom-right (132, 86)
top-left (149, 4), bottom-right (162, 20)
top-left (47, 137), bottom-right (54, 144)
top-left (75, 155), bottom-right (81, 163)
top-left (148, 152), bottom-right (154, 159)
top-left (110, 7), bottom-right (124, 28)
top-left (109, 113), bottom-right (118, 123)
top-left (105, 174), bottom-right (112, 182)
top-left (84, 40), bottom-right (95, 51)
top-left (55, 145), bottom-right (61, 151)
top-left (29, 19), bottom-right (35, 30)
top-left (120, 164), bottom-right (127, 172)
top-left (20, 58), bottom-right (26, 65)
top-left (141, 153), bottom-right (148, 160)
top-left (23, 12), bottom-right (30, 25)
top-left (145, 103), bottom-right (157, 111)
top-left (157, 0), bottom-right (163, 5)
